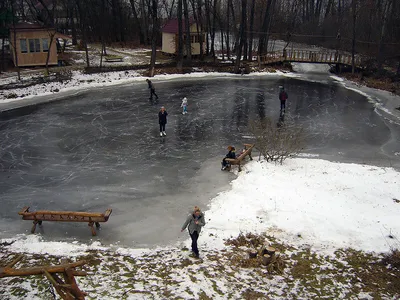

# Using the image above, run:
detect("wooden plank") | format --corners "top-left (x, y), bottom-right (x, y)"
top-left (18, 207), bottom-right (30, 215)
top-left (103, 209), bottom-right (112, 219)
top-left (0, 261), bottom-right (87, 278)
top-left (21, 211), bottom-right (105, 218)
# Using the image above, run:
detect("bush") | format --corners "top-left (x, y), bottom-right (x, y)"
top-left (382, 249), bottom-right (400, 269)
top-left (249, 115), bottom-right (305, 164)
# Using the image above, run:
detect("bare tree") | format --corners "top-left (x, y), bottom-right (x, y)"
top-left (234, 0), bottom-right (246, 73)
top-left (183, 0), bottom-right (191, 62)
top-left (149, 0), bottom-right (158, 77)
top-left (177, 0), bottom-right (183, 70)
top-left (249, 116), bottom-right (305, 164)
top-left (10, 0), bottom-right (20, 80)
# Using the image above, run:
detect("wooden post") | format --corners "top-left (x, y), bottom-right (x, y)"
top-left (88, 222), bottom-right (96, 236)
top-left (31, 220), bottom-right (39, 234)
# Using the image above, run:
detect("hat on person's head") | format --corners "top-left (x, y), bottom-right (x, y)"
top-left (279, 85), bottom-right (284, 90)
top-left (146, 79), bottom-right (149, 81)
top-left (183, 97), bottom-right (187, 101)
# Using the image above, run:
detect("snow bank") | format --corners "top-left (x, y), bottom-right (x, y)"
top-left (203, 158), bottom-right (400, 253)
top-left (4, 158), bottom-right (400, 257)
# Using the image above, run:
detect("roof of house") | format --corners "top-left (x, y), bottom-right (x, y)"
top-left (162, 19), bottom-right (196, 34)
top-left (11, 22), bottom-right (54, 32)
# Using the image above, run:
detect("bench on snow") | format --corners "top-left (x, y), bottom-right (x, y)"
top-left (225, 143), bottom-right (255, 172)
top-left (104, 57), bottom-right (123, 62)
top-left (18, 206), bottom-right (112, 236)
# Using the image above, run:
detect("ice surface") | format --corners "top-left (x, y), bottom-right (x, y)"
top-left (0, 76), bottom-right (399, 247)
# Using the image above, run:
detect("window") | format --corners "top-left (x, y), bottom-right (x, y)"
top-left (29, 39), bottom-right (35, 53)
top-left (29, 39), bottom-right (41, 53)
top-left (42, 38), bottom-right (49, 52)
top-left (35, 39), bottom-right (40, 52)
top-left (20, 39), bottom-right (27, 53)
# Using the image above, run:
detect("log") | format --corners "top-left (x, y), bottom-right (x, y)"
top-left (249, 250), bottom-right (258, 259)
top-left (6, 255), bottom-right (23, 268)
top-left (262, 254), bottom-right (273, 266)
top-left (0, 260), bottom-right (87, 278)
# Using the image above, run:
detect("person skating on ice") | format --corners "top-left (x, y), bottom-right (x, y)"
top-left (146, 79), bottom-right (158, 100)
top-left (181, 206), bottom-right (206, 259)
top-left (181, 97), bottom-right (188, 114)
top-left (158, 106), bottom-right (168, 137)
top-left (279, 85), bottom-right (288, 113)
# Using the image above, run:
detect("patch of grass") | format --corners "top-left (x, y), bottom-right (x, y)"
top-left (241, 288), bottom-right (268, 299)
top-left (198, 290), bottom-right (212, 300)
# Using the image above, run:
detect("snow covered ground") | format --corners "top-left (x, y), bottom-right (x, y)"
top-left (1, 158), bottom-right (400, 299)
top-left (1, 62), bottom-right (400, 298)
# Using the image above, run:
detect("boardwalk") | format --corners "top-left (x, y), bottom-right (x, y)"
top-left (259, 49), bottom-right (362, 67)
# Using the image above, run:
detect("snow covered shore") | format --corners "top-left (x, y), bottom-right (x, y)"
top-left (1, 158), bottom-right (399, 299)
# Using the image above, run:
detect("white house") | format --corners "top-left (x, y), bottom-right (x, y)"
top-left (161, 19), bottom-right (205, 56)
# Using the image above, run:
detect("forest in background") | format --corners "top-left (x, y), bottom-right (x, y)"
top-left (1, 0), bottom-right (400, 75)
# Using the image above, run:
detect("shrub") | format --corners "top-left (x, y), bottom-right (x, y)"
top-left (249, 115), bottom-right (305, 164)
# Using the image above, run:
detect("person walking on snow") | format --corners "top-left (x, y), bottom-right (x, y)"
top-left (146, 79), bottom-right (158, 100)
top-left (181, 206), bottom-right (206, 259)
top-left (279, 86), bottom-right (288, 113)
top-left (158, 106), bottom-right (168, 137)
top-left (181, 97), bottom-right (188, 114)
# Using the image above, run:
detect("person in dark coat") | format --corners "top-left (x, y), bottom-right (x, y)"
top-left (279, 86), bottom-right (288, 113)
top-left (181, 206), bottom-right (206, 259)
top-left (158, 106), bottom-right (168, 136)
top-left (146, 79), bottom-right (158, 100)
top-left (221, 146), bottom-right (236, 170)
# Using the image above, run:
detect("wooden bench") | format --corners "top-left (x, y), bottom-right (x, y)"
top-left (18, 207), bottom-right (112, 236)
top-left (104, 57), bottom-right (123, 62)
top-left (225, 143), bottom-right (255, 172)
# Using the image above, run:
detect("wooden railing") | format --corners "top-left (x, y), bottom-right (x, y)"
top-left (259, 50), bottom-right (362, 66)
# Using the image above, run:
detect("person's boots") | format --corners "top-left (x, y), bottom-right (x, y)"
top-left (160, 132), bottom-right (163, 137)
top-left (163, 131), bottom-right (167, 136)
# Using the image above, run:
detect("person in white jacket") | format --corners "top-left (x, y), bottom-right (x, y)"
top-left (181, 97), bottom-right (188, 114)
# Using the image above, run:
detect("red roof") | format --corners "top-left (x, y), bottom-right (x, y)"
top-left (162, 19), bottom-right (196, 34)
top-left (11, 22), bottom-right (52, 31)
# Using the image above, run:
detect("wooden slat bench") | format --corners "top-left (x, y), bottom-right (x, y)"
top-left (18, 207), bottom-right (112, 236)
top-left (225, 143), bottom-right (255, 172)
top-left (105, 57), bottom-right (123, 62)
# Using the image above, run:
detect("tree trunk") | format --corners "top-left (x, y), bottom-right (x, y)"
top-left (204, 0), bottom-right (211, 55)
top-left (210, 0), bottom-right (217, 60)
top-left (1, 38), bottom-right (4, 73)
top-left (377, 0), bottom-right (393, 71)
top-left (183, 0), bottom-right (192, 62)
top-left (258, 0), bottom-right (274, 56)
top-left (234, 0), bottom-right (247, 73)
top-left (351, 0), bottom-right (357, 74)
top-left (226, 0), bottom-right (230, 59)
top-left (149, 0), bottom-right (158, 77)
top-left (130, 0), bottom-right (145, 44)
top-left (248, 0), bottom-right (256, 61)
top-left (140, 0), bottom-right (149, 45)
top-left (242, 0), bottom-right (248, 61)
top-left (177, 0), bottom-right (184, 70)
top-left (10, 2), bottom-right (20, 80)
top-left (45, 32), bottom-right (55, 76)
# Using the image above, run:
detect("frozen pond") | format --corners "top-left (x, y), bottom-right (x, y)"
top-left (0, 71), bottom-right (399, 247)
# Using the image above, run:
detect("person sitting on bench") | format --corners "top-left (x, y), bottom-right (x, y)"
top-left (221, 146), bottom-right (236, 170)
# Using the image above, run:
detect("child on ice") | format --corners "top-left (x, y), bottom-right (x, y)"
top-left (181, 97), bottom-right (188, 114)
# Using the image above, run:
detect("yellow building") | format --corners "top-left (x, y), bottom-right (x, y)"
top-left (162, 19), bottom-right (205, 56)
top-left (9, 22), bottom-right (58, 67)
